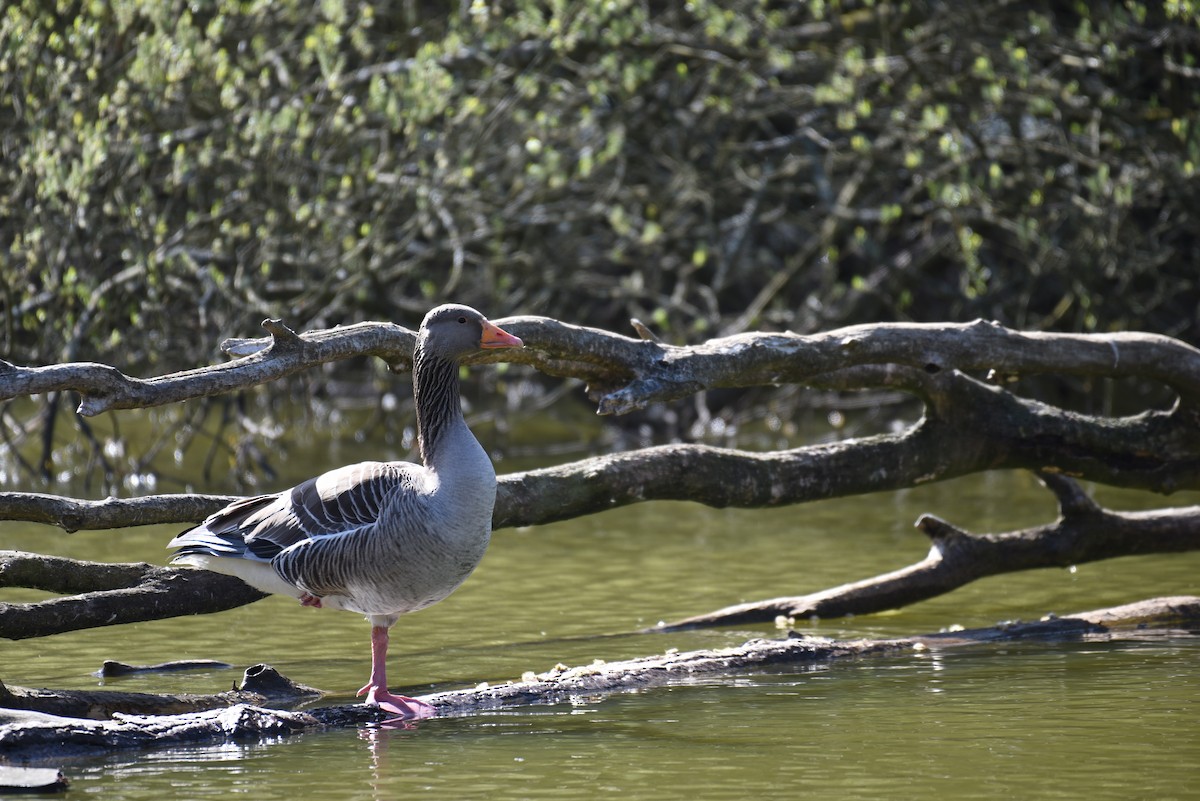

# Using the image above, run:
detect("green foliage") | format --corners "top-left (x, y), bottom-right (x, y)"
top-left (2, 0), bottom-right (1198, 376)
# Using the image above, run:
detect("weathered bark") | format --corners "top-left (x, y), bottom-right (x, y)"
top-left (0, 664), bottom-right (318, 720)
top-left (0, 551), bottom-right (266, 639)
top-left (1, 386), bottom-right (1197, 531)
top-left (2, 321), bottom-right (1200, 534)
top-left (2, 596), bottom-right (1196, 760)
top-left (1, 318), bottom-right (1199, 639)
top-left (3, 467), bottom-right (1198, 640)
top-left (0, 315), bottom-right (629, 417)
top-left (0, 492), bottom-right (239, 533)
top-left (3, 314), bottom-right (1199, 421)
top-left (657, 473), bottom-right (1200, 630)
top-left (2, 320), bottom-right (1198, 530)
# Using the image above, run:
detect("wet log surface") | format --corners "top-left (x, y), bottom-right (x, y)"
top-left (0, 664), bottom-right (320, 721)
top-left (2, 596), bottom-right (1197, 763)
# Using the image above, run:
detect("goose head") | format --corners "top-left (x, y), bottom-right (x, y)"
top-left (418, 304), bottom-right (523, 360)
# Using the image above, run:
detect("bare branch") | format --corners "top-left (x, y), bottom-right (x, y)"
top-left (655, 477), bottom-right (1200, 630)
top-left (1, 319), bottom-right (1198, 639)
top-left (0, 551), bottom-right (266, 639)
top-left (5, 318), bottom-right (1198, 419)
top-left (4, 457), bottom-right (1198, 641)
top-left (0, 321), bottom-right (416, 417)
top-left (593, 321), bottom-right (1200, 414)
top-left (0, 493), bottom-right (239, 533)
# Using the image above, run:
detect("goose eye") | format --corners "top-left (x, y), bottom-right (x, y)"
top-left (457, 316), bottom-right (467, 324)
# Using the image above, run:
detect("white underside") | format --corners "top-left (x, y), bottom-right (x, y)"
top-left (174, 554), bottom-right (303, 599)
top-left (174, 554), bottom-right (408, 623)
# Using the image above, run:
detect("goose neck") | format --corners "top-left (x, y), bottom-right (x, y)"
top-left (413, 348), bottom-right (464, 464)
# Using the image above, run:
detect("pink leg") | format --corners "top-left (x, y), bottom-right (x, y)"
top-left (356, 625), bottom-right (435, 720)
top-left (299, 593), bottom-right (323, 608)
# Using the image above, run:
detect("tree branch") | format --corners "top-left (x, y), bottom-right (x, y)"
top-left (4, 460), bottom-right (1197, 640)
top-left (2, 356), bottom-right (1197, 540)
top-left (1, 319), bottom-right (1198, 638)
top-left (655, 475), bottom-right (1200, 631)
top-left (0, 551), bottom-right (266, 639)
top-left (4, 317), bottom-right (1198, 416)
top-left (0, 493), bottom-right (239, 534)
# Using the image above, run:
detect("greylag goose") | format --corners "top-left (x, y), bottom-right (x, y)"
top-left (168, 304), bottom-right (523, 718)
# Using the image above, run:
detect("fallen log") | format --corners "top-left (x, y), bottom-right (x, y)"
top-left (0, 664), bottom-right (320, 720)
top-left (2, 595), bottom-right (1197, 761)
top-left (96, 659), bottom-right (233, 677)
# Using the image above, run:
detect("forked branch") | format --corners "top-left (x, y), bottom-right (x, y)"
top-left (655, 473), bottom-right (1200, 631)
top-left (0, 551), bottom-right (266, 639)
top-left (3, 317), bottom-right (1198, 417)
top-left (1, 318), bottom-right (1198, 639)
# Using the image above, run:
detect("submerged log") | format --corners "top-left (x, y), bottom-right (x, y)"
top-left (96, 659), bottom-right (233, 677)
top-left (0, 664), bottom-right (320, 720)
top-left (2, 596), bottom-right (1197, 761)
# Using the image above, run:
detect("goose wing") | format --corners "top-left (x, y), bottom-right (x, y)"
top-left (170, 461), bottom-right (427, 562)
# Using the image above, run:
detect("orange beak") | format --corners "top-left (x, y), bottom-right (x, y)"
top-left (479, 320), bottom-right (524, 349)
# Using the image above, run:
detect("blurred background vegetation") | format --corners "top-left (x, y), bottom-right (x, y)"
top-left (2, 0), bottom-right (1198, 491)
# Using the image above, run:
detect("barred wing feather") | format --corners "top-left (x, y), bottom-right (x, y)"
top-left (170, 461), bottom-right (427, 562)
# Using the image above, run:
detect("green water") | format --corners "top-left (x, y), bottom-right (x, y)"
top-left (3, 456), bottom-right (1199, 798)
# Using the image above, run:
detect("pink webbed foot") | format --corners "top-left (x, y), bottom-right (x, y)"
top-left (357, 683), bottom-right (436, 721)
top-left (298, 593), bottom-right (323, 608)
